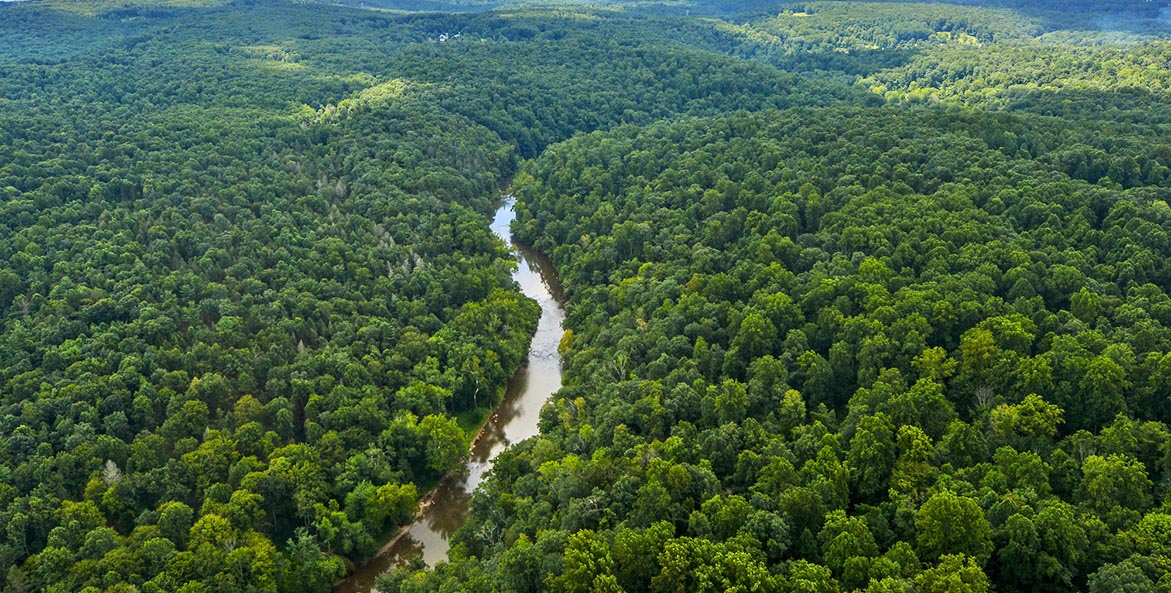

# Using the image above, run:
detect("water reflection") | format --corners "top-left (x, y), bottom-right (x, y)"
top-left (333, 197), bottom-right (565, 593)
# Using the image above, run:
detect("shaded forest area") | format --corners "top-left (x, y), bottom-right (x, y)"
top-left (0, 0), bottom-right (1169, 592)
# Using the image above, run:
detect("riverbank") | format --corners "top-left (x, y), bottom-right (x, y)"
top-left (331, 404), bottom-right (496, 587)
top-left (332, 196), bottom-right (567, 593)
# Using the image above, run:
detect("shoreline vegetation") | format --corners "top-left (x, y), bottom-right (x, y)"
top-left (334, 196), bottom-right (565, 591)
top-left (335, 387), bottom-right (502, 580)
top-left (2, 1), bottom-right (1171, 593)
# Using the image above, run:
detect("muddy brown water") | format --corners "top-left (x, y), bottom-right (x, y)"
top-left (333, 197), bottom-right (566, 593)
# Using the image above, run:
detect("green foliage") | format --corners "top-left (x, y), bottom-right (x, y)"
top-left (916, 554), bottom-right (991, 593)
top-left (409, 49), bottom-right (1171, 590)
top-left (5, 0), bottom-right (1171, 592)
top-left (916, 492), bottom-right (993, 564)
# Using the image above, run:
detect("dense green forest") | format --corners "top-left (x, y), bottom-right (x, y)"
top-left (1, 0), bottom-right (1170, 592)
top-left (409, 105), bottom-right (1171, 593)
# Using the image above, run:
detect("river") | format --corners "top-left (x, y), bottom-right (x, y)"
top-left (333, 197), bottom-right (566, 593)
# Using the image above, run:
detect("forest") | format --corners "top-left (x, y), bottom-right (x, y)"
top-left (0, 0), bottom-right (1169, 592)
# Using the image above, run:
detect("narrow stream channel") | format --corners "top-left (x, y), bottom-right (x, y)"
top-left (334, 196), bottom-right (566, 593)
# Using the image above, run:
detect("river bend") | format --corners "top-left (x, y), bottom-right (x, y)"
top-left (334, 197), bottom-right (565, 592)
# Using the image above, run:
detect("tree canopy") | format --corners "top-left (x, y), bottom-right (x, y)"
top-left (1, 0), bottom-right (1170, 592)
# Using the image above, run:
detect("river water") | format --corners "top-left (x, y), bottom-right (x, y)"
top-left (334, 197), bottom-right (566, 593)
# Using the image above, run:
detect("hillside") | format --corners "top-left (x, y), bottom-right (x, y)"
top-left (0, 0), bottom-right (1169, 592)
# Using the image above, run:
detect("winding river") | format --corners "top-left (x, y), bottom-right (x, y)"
top-left (334, 197), bottom-right (566, 593)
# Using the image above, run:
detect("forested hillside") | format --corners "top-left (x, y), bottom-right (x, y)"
top-left (0, 4), bottom-right (542, 592)
top-left (406, 105), bottom-right (1171, 593)
top-left (0, 1), bottom-right (846, 591)
top-left (0, 0), bottom-right (1169, 592)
